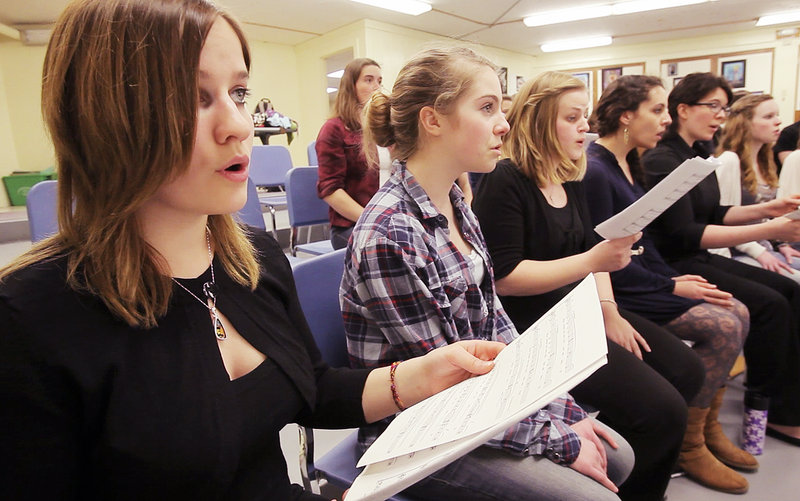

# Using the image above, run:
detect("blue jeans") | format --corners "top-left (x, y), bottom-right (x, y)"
top-left (403, 419), bottom-right (634, 501)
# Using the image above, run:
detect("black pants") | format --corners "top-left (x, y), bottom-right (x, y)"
top-left (571, 309), bottom-right (704, 501)
top-left (672, 253), bottom-right (800, 425)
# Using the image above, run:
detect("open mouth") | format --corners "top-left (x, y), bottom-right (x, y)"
top-left (225, 163), bottom-right (245, 172)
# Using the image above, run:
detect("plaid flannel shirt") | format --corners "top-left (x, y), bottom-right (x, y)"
top-left (341, 162), bottom-right (586, 465)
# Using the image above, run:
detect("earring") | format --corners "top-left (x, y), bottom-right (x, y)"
top-left (623, 128), bottom-right (629, 145)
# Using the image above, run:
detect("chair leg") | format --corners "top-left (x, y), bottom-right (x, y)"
top-left (298, 426), bottom-right (320, 494)
top-left (267, 205), bottom-right (278, 240)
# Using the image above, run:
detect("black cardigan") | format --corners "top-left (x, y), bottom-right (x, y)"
top-left (0, 229), bottom-right (369, 500)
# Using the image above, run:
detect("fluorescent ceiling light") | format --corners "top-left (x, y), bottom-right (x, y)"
top-left (524, 5), bottom-right (612, 27)
top-left (326, 87), bottom-right (338, 94)
top-left (540, 36), bottom-right (613, 53)
top-left (13, 24), bottom-right (52, 45)
top-left (612, 0), bottom-right (706, 16)
top-left (350, 0), bottom-right (431, 16)
top-left (524, 0), bottom-right (711, 27)
top-left (327, 69), bottom-right (344, 79)
top-left (756, 10), bottom-right (800, 27)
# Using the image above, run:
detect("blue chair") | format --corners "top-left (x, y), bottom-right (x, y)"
top-left (25, 180), bottom-right (59, 242)
top-left (285, 166), bottom-right (334, 257)
top-left (291, 250), bottom-right (415, 500)
top-left (307, 140), bottom-right (318, 166)
top-left (250, 145), bottom-right (293, 239)
top-left (234, 178), bottom-right (267, 230)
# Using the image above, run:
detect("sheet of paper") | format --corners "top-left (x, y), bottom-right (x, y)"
top-left (346, 357), bottom-right (607, 501)
top-left (784, 208), bottom-right (800, 220)
top-left (594, 156), bottom-right (721, 240)
top-left (346, 273), bottom-right (608, 501)
top-left (356, 272), bottom-right (607, 466)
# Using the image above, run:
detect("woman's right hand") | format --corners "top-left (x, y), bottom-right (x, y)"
top-left (587, 233), bottom-right (642, 272)
top-left (756, 250), bottom-right (795, 274)
top-left (767, 217), bottom-right (800, 243)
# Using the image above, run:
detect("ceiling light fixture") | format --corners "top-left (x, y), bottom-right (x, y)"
top-left (540, 35), bottom-right (613, 53)
top-left (350, 0), bottom-right (432, 16)
top-left (13, 24), bottom-right (52, 46)
top-left (756, 10), bottom-right (800, 27)
top-left (327, 70), bottom-right (344, 79)
top-left (327, 87), bottom-right (339, 94)
top-left (524, 0), bottom-right (710, 28)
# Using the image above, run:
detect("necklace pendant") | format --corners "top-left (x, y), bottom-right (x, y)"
top-left (212, 312), bottom-right (227, 341)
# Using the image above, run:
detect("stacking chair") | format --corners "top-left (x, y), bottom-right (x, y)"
top-left (291, 250), bottom-right (414, 500)
top-left (234, 178), bottom-right (267, 230)
top-left (249, 144), bottom-right (293, 239)
top-left (307, 140), bottom-right (318, 166)
top-left (285, 166), bottom-right (334, 256)
top-left (25, 180), bottom-right (58, 242)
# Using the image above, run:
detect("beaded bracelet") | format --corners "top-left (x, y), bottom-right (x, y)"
top-left (390, 361), bottom-right (406, 411)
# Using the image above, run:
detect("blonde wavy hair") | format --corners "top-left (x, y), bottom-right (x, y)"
top-left (0, 0), bottom-right (260, 328)
top-left (503, 71), bottom-right (588, 186)
top-left (717, 93), bottom-right (779, 194)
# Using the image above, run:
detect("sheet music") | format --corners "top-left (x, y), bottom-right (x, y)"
top-left (346, 274), bottom-right (608, 501)
top-left (594, 156), bottom-right (720, 240)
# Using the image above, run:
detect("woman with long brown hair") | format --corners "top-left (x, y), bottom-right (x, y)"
top-left (0, 2), bottom-right (505, 499)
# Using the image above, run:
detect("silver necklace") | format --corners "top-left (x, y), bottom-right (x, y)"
top-left (171, 227), bottom-right (227, 340)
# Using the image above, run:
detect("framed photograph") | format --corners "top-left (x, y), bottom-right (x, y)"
top-left (516, 75), bottom-right (525, 92)
top-left (498, 67), bottom-right (508, 94)
top-left (721, 60), bottom-right (746, 88)
top-left (572, 72), bottom-right (590, 87)
top-left (673, 76), bottom-right (683, 86)
top-left (602, 67), bottom-right (623, 92)
top-left (667, 62), bottom-right (678, 77)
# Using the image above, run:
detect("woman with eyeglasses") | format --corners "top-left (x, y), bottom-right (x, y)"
top-left (642, 72), bottom-right (800, 447)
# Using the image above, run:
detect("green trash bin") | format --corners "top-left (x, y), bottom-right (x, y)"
top-left (2, 170), bottom-right (57, 206)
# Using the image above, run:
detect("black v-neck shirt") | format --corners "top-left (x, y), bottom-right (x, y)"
top-left (0, 229), bottom-right (369, 500)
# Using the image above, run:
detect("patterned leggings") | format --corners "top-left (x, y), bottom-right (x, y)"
top-left (665, 299), bottom-right (749, 408)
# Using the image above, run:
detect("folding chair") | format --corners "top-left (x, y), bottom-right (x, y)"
top-left (250, 145), bottom-right (293, 239)
top-left (307, 140), bottom-right (318, 166)
top-left (25, 180), bottom-right (59, 242)
top-left (291, 250), bottom-right (415, 500)
top-left (234, 178), bottom-right (267, 230)
top-left (285, 166), bottom-right (334, 256)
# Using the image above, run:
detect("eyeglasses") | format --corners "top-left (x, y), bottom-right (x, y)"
top-left (694, 102), bottom-right (731, 115)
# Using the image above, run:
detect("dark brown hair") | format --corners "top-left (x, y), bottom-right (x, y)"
top-left (667, 72), bottom-right (733, 136)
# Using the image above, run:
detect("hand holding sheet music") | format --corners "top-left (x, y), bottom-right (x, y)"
top-left (594, 156), bottom-right (720, 240)
top-left (346, 274), bottom-right (609, 501)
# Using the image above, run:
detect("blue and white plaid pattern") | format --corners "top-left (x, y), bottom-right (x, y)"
top-left (342, 162), bottom-right (586, 464)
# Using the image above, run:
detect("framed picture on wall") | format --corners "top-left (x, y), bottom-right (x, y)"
top-left (602, 67), bottom-right (622, 91)
top-left (516, 75), bottom-right (526, 92)
top-left (667, 62), bottom-right (678, 76)
top-left (721, 60), bottom-right (746, 88)
top-left (498, 67), bottom-right (508, 94)
top-left (572, 72), bottom-right (590, 87)
top-left (673, 77), bottom-right (683, 86)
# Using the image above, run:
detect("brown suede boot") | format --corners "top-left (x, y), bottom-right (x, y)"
top-left (705, 387), bottom-right (759, 472)
top-left (679, 406), bottom-right (749, 494)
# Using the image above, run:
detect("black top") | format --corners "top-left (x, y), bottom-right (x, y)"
top-left (473, 159), bottom-right (597, 332)
top-left (641, 134), bottom-right (731, 264)
top-left (774, 120), bottom-right (800, 169)
top-left (0, 229), bottom-right (369, 501)
top-left (584, 142), bottom-right (701, 324)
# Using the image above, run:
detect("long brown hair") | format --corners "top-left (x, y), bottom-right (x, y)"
top-left (362, 46), bottom-right (497, 166)
top-left (0, 0), bottom-right (260, 328)
top-left (503, 71), bottom-right (587, 186)
top-left (333, 57), bottom-right (380, 131)
top-left (717, 93), bottom-right (779, 194)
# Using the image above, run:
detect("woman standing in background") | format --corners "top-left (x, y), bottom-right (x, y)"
top-left (316, 58), bottom-right (383, 249)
